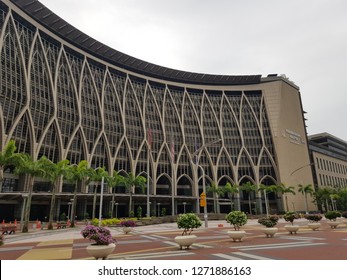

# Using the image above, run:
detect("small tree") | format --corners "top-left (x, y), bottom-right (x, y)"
top-left (137, 206), bottom-right (142, 220)
top-left (225, 211), bottom-right (248, 231)
top-left (176, 213), bottom-right (202, 236)
top-left (258, 215), bottom-right (279, 228)
top-left (283, 211), bottom-right (300, 226)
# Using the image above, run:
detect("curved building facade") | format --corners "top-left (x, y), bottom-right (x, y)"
top-left (0, 0), bottom-right (315, 220)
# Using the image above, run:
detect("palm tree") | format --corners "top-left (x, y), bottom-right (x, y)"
top-left (206, 182), bottom-right (224, 213)
top-left (278, 184), bottom-right (296, 212)
top-left (15, 155), bottom-right (46, 233)
top-left (105, 171), bottom-right (125, 218)
top-left (222, 182), bottom-right (240, 211)
top-left (258, 184), bottom-right (279, 216)
top-left (40, 157), bottom-right (70, 230)
top-left (298, 184), bottom-right (314, 214)
top-left (313, 186), bottom-right (333, 212)
top-left (65, 160), bottom-right (93, 227)
top-left (240, 181), bottom-right (257, 215)
top-left (123, 172), bottom-right (146, 216)
top-left (0, 140), bottom-right (24, 193)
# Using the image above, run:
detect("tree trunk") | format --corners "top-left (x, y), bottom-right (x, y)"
top-left (92, 185), bottom-right (97, 219)
top-left (47, 183), bottom-right (56, 230)
top-left (22, 176), bottom-right (34, 233)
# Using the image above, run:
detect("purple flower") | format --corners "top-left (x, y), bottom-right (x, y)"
top-left (120, 220), bottom-right (136, 227)
top-left (81, 225), bottom-right (116, 245)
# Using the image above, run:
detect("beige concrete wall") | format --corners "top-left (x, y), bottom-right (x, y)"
top-left (263, 80), bottom-right (316, 212)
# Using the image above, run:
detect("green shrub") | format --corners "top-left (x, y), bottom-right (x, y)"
top-left (304, 213), bottom-right (322, 223)
top-left (283, 211), bottom-right (300, 225)
top-left (324, 210), bottom-right (341, 221)
top-left (176, 213), bottom-right (202, 236)
top-left (225, 211), bottom-right (248, 231)
top-left (258, 215), bottom-right (279, 227)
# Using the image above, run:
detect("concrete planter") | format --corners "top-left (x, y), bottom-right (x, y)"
top-left (262, 227), bottom-right (278, 238)
top-left (327, 220), bottom-right (340, 229)
top-left (174, 235), bottom-right (197, 250)
top-left (307, 222), bottom-right (321, 231)
top-left (284, 225), bottom-right (300, 234)
top-left (227, 230), bottom-right (246, 242)
top-left (86, 243), bottom-right (116, 260)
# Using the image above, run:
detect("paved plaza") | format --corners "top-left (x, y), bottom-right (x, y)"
top-left (0, 218), bottom-right (347, 260)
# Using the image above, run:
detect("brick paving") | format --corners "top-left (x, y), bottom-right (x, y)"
top-left (0, 219), bottom-right (346, 260)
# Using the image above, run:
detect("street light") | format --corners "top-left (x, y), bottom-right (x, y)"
top-left (192, 138), bottom-right (222, 228)
top-left (183, 202), bottom-right (187, 213)
top-left (98, 176), bottom-right (105, 227)
top-left (115, 202), bottom-right (119, 218)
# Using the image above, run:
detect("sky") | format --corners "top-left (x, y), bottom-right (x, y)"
top-left (39, 0), bottom-right (347, 141)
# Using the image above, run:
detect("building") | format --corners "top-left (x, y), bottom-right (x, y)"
top-left (309, 133), bottom-right (347, 189)
top-left (0, 0), bottom-right (315, 221)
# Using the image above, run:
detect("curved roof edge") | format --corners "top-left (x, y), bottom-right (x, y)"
top-left (10, 0), bottom-right (262, 86)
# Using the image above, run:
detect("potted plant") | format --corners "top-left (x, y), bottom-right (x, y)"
top-left (174, 213), bottom-right (202, 249)
top-left (225, 211), bottom-right (248, 241)
top-left (324, 210), bottom-right (341, 229)
top-left (283, 211), bottom-right (300, 234)
top-left (120, 219), bottom-right (136, 234)
top-left (258, 215), bottom-right (279, 237)
top-left (81, 225), bottom-right (116, 259)
top-left (304, 213), bottom-right (322, 230)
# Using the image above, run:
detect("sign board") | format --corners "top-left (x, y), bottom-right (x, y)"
top-left (200, 192), bottom-right (206, 207)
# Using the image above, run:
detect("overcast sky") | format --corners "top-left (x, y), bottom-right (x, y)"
top-left (39, 0), bottom-right (347, 142)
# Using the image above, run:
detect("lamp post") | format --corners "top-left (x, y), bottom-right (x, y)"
top-left (183, 202), bottom-right (187, 213)
top-left (192, 138), bottom-right (222, 228)
top-left (98, 176), bottom-right (104, 227)
top-left (115, 202), bottom-right (119, 218)
top-left (67, 201), bottom-right (72, 221)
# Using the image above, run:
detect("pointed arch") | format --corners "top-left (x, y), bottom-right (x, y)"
top-left (90, 135), bottom-right (110, 171)
top-left (182, 93), bottom-right (202, 154)
top-left (240, 93), bottom-right (263, 163)
top-left (201, 93), bottom-right (222, 164)
top-left (56, 48), bottom-right (80, 149)
top-left (258, 148), bottom-right (278, 182)
top-left (176, 145), bottom-right (194, 182)
top-left (114, 138), bottom-right (132, 173)
top-left (37, 121), bottom-right (61, 162)
top-left (0, 15), bottom-right (27, 136)
top-left (28, 31), bottom-right (55, 142)
top-left (65, 129), bottom-right (87, 164)
top-left (156, 174), bottom-right (171, 196)
top-left (135, 142), bottom-right (152, 177)
top-left (103, 69), bottom-right (124, 156)
top-left (177, 174), bottom-right (193, 197)
top-left (217, 148), bottom-right (235, 182)
top-left (164, 89), bottom-right (183, 164)
top-left (221, 95), bottom-right (242, 165)
top-left (145, 83), bottom-right (165, 160)
top-left (156, 145), bottom-right (173, 179)
top-left (80, 60), bottom-right (103, 153)
top-left (124, 77), bottom-right (144, 158)
top-left (8, 112), bottom-right (32, 155)
top-left (237, 148), bottom-right (256, 181)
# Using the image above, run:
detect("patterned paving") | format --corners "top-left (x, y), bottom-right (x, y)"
top-left (1, 220), bottom-right (347, 260)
